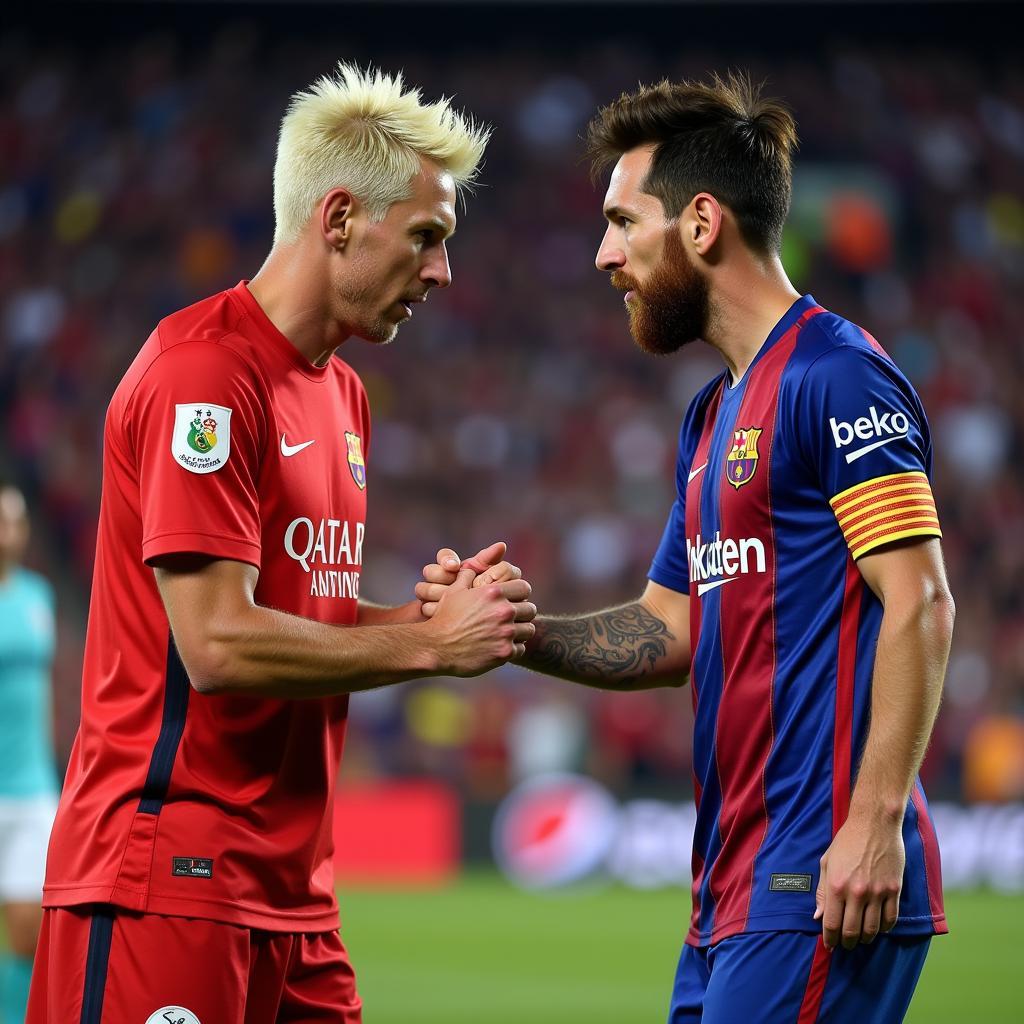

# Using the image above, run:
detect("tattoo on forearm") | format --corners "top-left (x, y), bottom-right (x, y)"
top-left (529, 602), bottom-right (675, 685)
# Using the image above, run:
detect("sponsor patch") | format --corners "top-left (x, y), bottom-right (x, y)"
top-left (829, 405), bottom-right (910, 464)
top-left (172, 856), bottom-right (213, 879)
top-left (769, 872), bottom-right (813, 893)
top-left (687, 531), bottom-right (767, 597)
top-left (172, 404), bottom-right (232, 474)
top-left (725, 426), bottom-right (762, 489)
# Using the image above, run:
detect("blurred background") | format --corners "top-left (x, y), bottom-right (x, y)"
top-left (1, 2), bottom-right (1021, 1021)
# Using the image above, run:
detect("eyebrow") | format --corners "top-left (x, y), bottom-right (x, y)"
top-left (603, 205), bottom-right (633, 223)
top-left (415, 218), bottom-right (456, 239)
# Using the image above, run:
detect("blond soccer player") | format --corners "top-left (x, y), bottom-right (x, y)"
top-left (28, 64), bottom-right (534, 1023)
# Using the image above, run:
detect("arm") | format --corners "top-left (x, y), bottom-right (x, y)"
top-left (155, 555), bottom-right (536, 699)
top-left (418, 551), bottom-right (691, 691)
top-left (816, 538), bottom-right (955, 949)
top-left (356, 598), bottom-right (425, 626)
top-left (522, 581), bottom-right (690, 690)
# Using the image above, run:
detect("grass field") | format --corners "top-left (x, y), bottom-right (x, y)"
top-left (340, 874), bottom-right (1023, 1023)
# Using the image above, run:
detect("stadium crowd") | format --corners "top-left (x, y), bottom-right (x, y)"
top-left (1, 21), bottom-right (1022, 805)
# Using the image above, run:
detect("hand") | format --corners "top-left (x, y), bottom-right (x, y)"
top-left (425, 564), bottom-right (536, 676)
top-left (814, 813), bottom-right (905, 950)
top-left (416, 541), bottom-right (524, 618)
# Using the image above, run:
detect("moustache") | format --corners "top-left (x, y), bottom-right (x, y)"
top-left (610, 271), bottom-right (639, 294)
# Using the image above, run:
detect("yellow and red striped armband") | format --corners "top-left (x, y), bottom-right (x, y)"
top-left (829, 471), bottom-right (941, 560)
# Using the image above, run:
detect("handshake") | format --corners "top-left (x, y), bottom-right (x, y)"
top-left (414, 540), bottom-right (537, 678)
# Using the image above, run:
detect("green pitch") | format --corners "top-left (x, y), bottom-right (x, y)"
top-left (339, 874), bottom-right (1022, 1023)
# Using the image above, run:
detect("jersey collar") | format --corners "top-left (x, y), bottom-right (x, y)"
top-left (230, 281), bottom-right (331, 383)
top-left (724, 293), bottom-right (818, 393)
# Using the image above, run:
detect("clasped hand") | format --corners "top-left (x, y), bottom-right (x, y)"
top-left (418, 541), bottom-right (536, 675)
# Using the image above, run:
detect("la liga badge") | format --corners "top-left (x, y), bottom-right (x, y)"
top-left (172, 403), bottom-right (232, 474)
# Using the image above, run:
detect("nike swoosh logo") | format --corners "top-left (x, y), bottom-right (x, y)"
top-left (281, 434), bottom-right (315, 457)
top-left (844, 433), bottom-right (908, 464)
top-left (696, 577), bottom-right (739, 596)
top-left (687, 462), bottom-right (708, 484)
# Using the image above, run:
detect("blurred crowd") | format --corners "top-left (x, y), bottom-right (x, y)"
top-left (1, 16), bottom-right (1022, 805)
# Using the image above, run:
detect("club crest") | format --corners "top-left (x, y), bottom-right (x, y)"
top-left (345, 431), bottom-right (366, 490)
top-left (725, 426), bottom-right (763, 489)
top-left (172, 403), bottom-right (232, 475)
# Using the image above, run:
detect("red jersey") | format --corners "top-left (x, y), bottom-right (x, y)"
top-left (43, 282), bottom-right (370, 931)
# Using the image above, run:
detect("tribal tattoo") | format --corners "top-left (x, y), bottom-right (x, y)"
top-left (527, 601), bottom-right (676, 687)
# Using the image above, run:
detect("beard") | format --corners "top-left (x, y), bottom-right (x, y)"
top-left (360, 315), bottom-right (400, 345)
top-left (611, 226), bottom-right (709, 355)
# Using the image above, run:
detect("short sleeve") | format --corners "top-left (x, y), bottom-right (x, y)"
top-left (126, 341), bottom-right (267, 568)
top-left (648, 379), bottom-right (722, 593)
top-left (798, 345), bottom-right (941, 560)
top-left (649, 492), bottom-right (689, 593)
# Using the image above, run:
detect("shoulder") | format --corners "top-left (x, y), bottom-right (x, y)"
top-left (155, 290), bottom-right (262, 379)
top-left (790, 311), bottom-right (918, 400)
top-left (111, 292), bottom-right (263, 417)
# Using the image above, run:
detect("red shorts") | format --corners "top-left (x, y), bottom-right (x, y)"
top-left (27, 906), bottom-right (362, 1023)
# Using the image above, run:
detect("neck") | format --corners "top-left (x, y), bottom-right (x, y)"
top-left (248, 244), bottom-right (352, 367)
top-left (703, 254), bottom-right (801, 384)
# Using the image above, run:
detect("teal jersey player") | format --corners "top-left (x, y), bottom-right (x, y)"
top-left (0, 567), bottom-right (58, 800)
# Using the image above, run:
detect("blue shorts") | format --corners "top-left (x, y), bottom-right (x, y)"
top-left (668, 931), bottom-right (930, 1024)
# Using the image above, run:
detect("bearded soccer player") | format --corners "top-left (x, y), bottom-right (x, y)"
top-left (28, 64), bottom-right (535, 1022)
top-left (419, 75), bottom-right (954, 1023)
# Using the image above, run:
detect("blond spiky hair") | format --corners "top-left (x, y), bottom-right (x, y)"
top-left (272, 62), bottom-right (491, 245)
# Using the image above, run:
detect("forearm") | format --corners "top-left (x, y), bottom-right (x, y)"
top-left (522, 598), bottom-right (687, 690)
top-left (196, 603), bottom-right (439, 698)
top-left (848, 588), bottom-right (955, 822)
top-left (357, 597), bottom-right (425, 626)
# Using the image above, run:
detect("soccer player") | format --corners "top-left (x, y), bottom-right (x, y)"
top-left (28, 64), bottom-right (535, 1022)
top-left (418, 74), bottom-right (954, 1022)
top-left (0, 482), bottom-right (57, 1023)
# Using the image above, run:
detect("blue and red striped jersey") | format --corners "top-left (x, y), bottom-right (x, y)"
top-left (650, 294), bottom-right (947, 948)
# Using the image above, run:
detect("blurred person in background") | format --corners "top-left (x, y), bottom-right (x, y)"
top-left (0, 481), bottom-right (57, 1024)
top-left (420, 72), bottom-right (955, 1023)
top-left (27, 63), bottom-right (533, 1023)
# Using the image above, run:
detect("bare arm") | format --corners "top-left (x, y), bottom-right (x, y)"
top-left (522, 581), bottom-right (690, 689)
top-left (848, 539), bottom-right (954, 821)
top-left (418, 553), bottom-right (691, 691)
top-left (154, 555), bottom-right (535, 699)
top-left (816, 538), bottom-right (955, 949)
top-left (356, 598), bottom-right (425, 626)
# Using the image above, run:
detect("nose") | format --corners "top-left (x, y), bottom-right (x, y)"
top-left (596, 225), bottom-right (625, 273)
top-left (422, 242), bottom-right (452, 290)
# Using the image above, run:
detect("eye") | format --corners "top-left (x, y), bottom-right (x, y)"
top-left (416, 229), bottom-right (435, 244)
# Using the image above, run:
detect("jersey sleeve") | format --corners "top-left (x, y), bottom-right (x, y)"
top-left (126, 340), bottom-right (268, 568)
top-left (648, 381), bottom-right (718, 593)
top-left (648, 486), bottom-right (689, 592)
top-left (798, 345), bottom-right (941, 560)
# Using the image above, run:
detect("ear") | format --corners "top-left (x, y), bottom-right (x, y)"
top-left (687, 193), bottom-right (724, 255)
top-left (320, 188), bottom-right (357, 251)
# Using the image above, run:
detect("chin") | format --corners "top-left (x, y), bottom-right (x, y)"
top-left (359, 320), bottom-right (399, 345)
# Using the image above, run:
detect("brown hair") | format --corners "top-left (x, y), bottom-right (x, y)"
top-left (587, 72), bottom-right (798, 254)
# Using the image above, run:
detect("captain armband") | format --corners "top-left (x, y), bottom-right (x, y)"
top-left (830, 471), bottom-right (941, 559)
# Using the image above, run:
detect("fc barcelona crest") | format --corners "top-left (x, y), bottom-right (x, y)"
top-left (345, 431), bottom-right (366, 490)
top-left (726, 426), bottom-right (763, 489)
